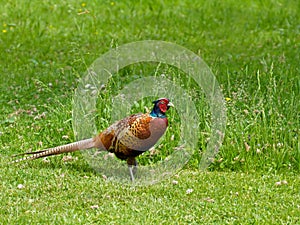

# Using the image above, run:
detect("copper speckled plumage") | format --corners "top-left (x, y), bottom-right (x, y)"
top-left (12, 98), bottom-right (174, 181)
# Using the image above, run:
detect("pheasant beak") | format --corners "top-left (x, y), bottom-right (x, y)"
top-left (167, 102), bottom-right (174, 108)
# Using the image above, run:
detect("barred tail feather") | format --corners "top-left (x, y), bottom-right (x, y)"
top-left (11, 138), bottom-right (95, 163)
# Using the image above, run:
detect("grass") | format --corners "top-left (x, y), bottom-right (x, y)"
top-left (1, 166), bottom-right (300, 224)
top-left (0, 0), bottom-right (299, 223)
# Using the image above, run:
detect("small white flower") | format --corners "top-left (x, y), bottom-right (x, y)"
top-left (186, 188), bottom-right (193, 194)
top-left (90, 205), bottom-right (99, 209)
top-left (277, 143), bottom-right (283, 147)
top-left (17, 184), bottom-right (25, 189)
top-left (172, 180), bottom-right (178, 185)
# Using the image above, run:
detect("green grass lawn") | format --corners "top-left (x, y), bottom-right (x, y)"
top-left (1, 0), bottom-right (299, 224)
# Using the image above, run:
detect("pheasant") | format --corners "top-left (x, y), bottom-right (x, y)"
top-left (12, 98), bottom-right (174, 181)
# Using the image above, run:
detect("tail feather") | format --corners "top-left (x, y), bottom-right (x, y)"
top-left (11, 138), bottom-right (95, 163)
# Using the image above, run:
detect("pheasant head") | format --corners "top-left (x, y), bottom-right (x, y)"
top-left (150, 98), bottom-right (174, 118)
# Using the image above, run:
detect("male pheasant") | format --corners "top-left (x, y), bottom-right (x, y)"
top-left (12, 98), bottom-right (174, 181)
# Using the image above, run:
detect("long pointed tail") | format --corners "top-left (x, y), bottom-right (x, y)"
top-left (11, 138), bottom-right (96, 163)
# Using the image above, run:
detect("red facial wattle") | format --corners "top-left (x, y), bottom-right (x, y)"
top-left (158, 103), bottom-right (168, 113)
